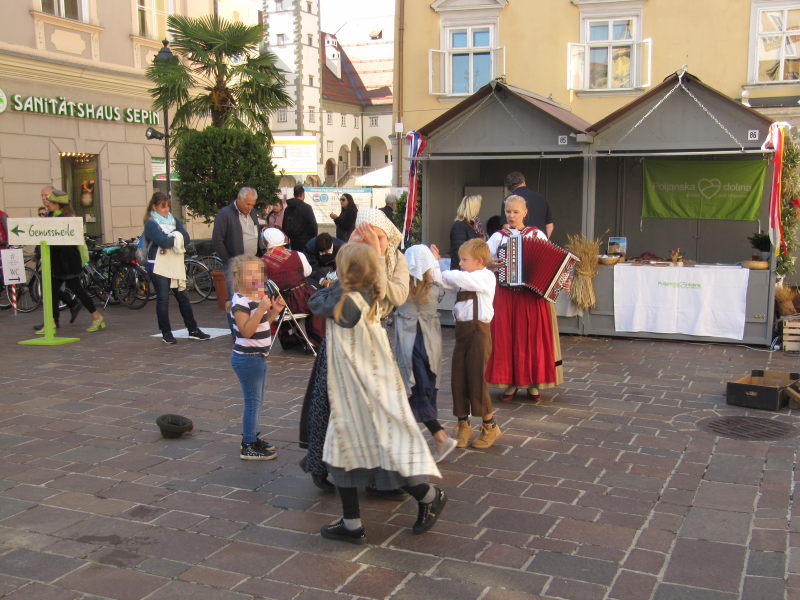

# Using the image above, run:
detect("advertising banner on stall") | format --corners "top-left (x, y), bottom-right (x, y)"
top-left (304, 187), bottom-right (372, 225)
top-left (643, 159), bottom-right (765, 220)
top-left (271, 136), bottom-right (317, 176)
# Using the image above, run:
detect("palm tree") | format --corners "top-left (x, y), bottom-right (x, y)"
top-left (146, 14), bottom-right (292, 140)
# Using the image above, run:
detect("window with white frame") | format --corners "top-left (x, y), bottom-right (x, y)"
top-left (309, 107), bottom-right (315, 123)
top-left (277, 107), bottom-right (287, 122)
top-left (341, 114), bottom-right (346, 127)
top-left (138, 0), bottom-right (173, 40)
top-left (369, 116), bottom-right (379, 127)
top-left (428, 1), bottom-right (506, 97)
top-left (309, 75), bottom-right (314, 86)
top-left (568, 3), bottom-right (650, 91)
top-left (752, 3), bottom-right (800, 82)
top-left (275, 0), bottom-right (284, 10)
top-left (327, 140), bottom-right (333, 152)
top-left (326, 112), bottom-right (333, 125)
top-left (354, 116), bottom-right (359, 128)
top-left (276, 33), bottom-right (285, 45)
top-left (42, 0), bottom-right (85, 20)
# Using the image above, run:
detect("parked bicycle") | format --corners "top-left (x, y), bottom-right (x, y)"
top-left (82, 236), bottom-right (149, 310)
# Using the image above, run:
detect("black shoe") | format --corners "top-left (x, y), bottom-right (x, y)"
top-left (188, 328), bottom-right (211, 340)
top-left (240, 441), bottom-right (277, 461)
top-left (162, 332), bottom-right (177, 345)
top-left (413, 486), bottom-right (447, 535)
top-left (69, 303), bottom-right (82, 324)
top-left (320, 519), bottom-right (365, 545)
top-left (312, 474), bottom-right (336, 494)
top-left (366, 486), bottom-right (406, 500)
top-left (253, 432), bottom-right (275, 452)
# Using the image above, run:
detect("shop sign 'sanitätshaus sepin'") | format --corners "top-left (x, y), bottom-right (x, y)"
top-left (0, 87), bottom-right (160, 125)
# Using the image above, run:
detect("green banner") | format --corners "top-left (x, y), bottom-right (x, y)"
top-left (643, 158), bottom-right (766, 220)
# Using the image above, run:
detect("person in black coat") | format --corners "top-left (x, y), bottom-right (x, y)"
top-left (329, 193), bottom-right (357, 241)
top-left (40, 190), bottom-right (106, 333)
top-left (448, 194), bottom-right (486, 270)
top-left (304, 233), bottom-right (344, 282)
top-left (282, 185), bottom-right (318, 252)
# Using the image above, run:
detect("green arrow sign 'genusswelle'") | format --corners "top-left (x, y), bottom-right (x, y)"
top-left (7, 217), bottom-right (84, 246)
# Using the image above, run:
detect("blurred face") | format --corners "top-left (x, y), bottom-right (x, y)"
top-left (37, 207), bottom-right (48, 217)
top-left (504, 201), bottom-right (527, 229)
top-left (459, 250), bottom-right (484, 272)
top-left (243, 261), bottom-right (263, 292)
top-left (154, 200), bottom-right (171, 217)
top-left (236, 193), bottom-right (257, 215)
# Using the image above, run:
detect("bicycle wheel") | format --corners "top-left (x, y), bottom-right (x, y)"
top-left (198, 255), bottom-right (224, 300)
top-left (0, 275), bottom-right (11, 309)
top-left (184, 259), bottom-right (213, 304)
top-left (11, 267), bottom-right (42, 313)
top-left (113, 265), bottom-right (148, 309)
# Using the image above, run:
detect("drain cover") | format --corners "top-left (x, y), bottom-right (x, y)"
top-left (698, 416), bottom-right (798, 441)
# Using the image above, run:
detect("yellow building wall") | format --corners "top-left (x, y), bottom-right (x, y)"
top-left (400, 0), bottom-right (795, 129)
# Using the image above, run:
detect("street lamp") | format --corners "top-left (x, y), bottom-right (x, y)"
top-left (153, 39), bottom-right (174, 196)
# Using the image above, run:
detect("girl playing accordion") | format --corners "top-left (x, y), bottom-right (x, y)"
top-left (486, 195), bottom-right (564, 402)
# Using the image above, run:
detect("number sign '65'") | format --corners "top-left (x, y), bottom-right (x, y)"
top-left (7, 218), bottom-right (84, 245)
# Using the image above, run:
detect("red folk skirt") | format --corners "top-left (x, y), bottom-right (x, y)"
top-left (485, 282), bottom-right (558, 389)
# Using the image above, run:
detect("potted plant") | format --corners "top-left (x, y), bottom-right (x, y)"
top-left (748, 231), bottom-right (772, 261)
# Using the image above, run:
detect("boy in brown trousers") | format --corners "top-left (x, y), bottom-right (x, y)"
top-left (441, 239), bottom-right (500, 449)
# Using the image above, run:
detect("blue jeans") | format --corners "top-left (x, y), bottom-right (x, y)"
top-left (231, 352), bottom-right (267, 443)
top-left (150, 271), bottom-right (197, 334)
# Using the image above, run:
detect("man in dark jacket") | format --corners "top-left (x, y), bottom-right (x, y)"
top-left (282, 185), bottom-right (318, 252)
top-left (212, 187), bottom-right (261, 265)
top-left (379, 193), bottom-right (397, 221)
top-left (500, 171), bottom-right (554, 238)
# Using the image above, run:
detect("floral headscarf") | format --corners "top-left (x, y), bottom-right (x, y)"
top-left (355, 207), bottom-right (402, 276)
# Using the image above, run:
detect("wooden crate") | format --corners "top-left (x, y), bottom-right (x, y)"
top-left (784, 320), bottom-right (800, 352)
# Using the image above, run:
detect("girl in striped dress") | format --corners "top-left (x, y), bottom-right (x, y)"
top-left (228, 254), bottom-right (286, 461)
top-left (314, 243), bottom-right (446, 544)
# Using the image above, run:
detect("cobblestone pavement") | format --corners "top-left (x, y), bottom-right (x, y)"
top-left (0, 300), bottom-right (798, 600)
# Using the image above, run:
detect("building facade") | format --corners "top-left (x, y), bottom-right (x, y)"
top-left (394, 0), bottom-right (800, 180)
top-left (264, 0), bottom-right (394, 189)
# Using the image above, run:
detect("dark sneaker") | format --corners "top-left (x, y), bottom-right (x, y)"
top-left (320, 519), bottom-right (365, 545)
top-left (162, 332), bottom-right (177, 345)
top-left (253, 433), bottom-right (276, 452)
top-left (240, 441), bottom-right (277, 461)
top-left (188, 329), bottom-right (211, 340)
top-left (412, 486), bottom-right (447, 534)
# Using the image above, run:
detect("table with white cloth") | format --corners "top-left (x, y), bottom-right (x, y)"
top-left (613, 264), bottom-right (750, 340)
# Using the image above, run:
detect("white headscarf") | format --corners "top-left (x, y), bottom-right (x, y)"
top-left (355, 207), bottom-right (402, 276)
top-left (262, 227), bottom-right (288, 249)
top-left (404, 245), bottom-right (437, 282)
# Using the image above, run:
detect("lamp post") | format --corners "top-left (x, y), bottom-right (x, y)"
top-left (154, 39), bottom-right (174, 196)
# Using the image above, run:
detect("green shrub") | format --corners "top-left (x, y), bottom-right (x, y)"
top-left (174, 127), bottom-right (279, 222)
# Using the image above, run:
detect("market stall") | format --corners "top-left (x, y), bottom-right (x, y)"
top-left (415, 80), bottom-right (591, 331)
top-left (583, 71), bottom-right (776, 345)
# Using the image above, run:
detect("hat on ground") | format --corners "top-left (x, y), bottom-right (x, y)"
top-left (262, 227), bottom-right (288, 249)
top-left (156, 414), bottom-right (193, 439)
top-left (48, 189), bottom-right (69, 205)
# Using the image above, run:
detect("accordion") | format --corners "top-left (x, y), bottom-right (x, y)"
top-left (497, 231), bottom-right (579, 302)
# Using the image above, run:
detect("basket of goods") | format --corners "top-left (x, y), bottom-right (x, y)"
top-left (741, 260), bottom-right (769, 270)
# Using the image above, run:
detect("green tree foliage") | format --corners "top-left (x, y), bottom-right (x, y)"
top-left (174, 127), bottom-right (278, 222)
top-left (391, 191), bottom-right (422, 246)
top-left (778, 135), bottom-right (800, 278)
top-left (146, 14), bottom-right (291, 140)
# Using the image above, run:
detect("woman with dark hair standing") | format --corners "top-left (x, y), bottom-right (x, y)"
top-left (329, 193), bottom-right (358, 241)
top-left (39, 190), bottom-right (106, 333)
top-left (141, 192), bottom-right (210, 345)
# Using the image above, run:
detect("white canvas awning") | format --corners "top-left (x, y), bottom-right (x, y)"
top-left (354, 165), bottom-right (392, 186)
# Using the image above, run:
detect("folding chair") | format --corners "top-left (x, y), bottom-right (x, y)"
top-left (266, 279), bottom-right (318, 356)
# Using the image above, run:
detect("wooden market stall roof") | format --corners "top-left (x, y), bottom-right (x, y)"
top-left (417, 79), bottom-right (592, 158)
top-left (587, 70), bottom-right (773, 155)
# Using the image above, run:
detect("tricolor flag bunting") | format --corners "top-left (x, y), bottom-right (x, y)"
top-left (403, 130), bottom-right (426, 246)
top-left (761, 122), bottom-right (790, 256)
